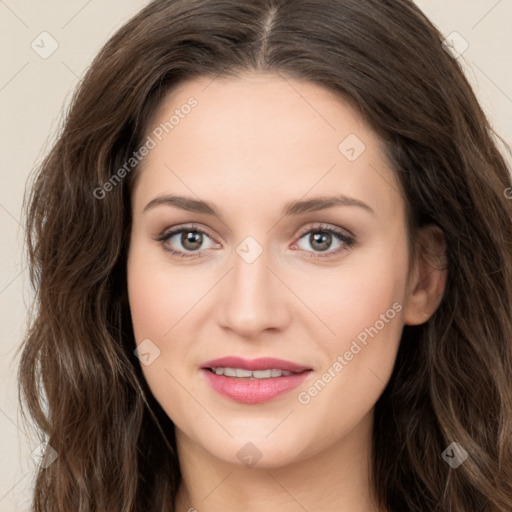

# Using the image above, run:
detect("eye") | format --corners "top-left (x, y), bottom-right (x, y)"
top-left (156, 222), bottom-right (356, 260)
top-left (157, 224), bottom-right (219, 258)
top-left (292, 223), bottom-right (356, 258)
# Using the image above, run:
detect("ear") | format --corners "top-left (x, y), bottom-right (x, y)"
top-left (403, 224), bottom-right (447, 326)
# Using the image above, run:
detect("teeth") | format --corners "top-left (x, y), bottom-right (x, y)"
top-left (212, 367), bottom-right (294, 379)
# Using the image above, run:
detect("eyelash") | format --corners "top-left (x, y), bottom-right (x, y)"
top-left (156, 223), bottom-right (356, 260)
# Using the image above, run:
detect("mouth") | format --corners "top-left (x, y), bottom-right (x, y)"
top-left (205, 367), bottom-right (297, 379)
top-left (201, 356), bottom-right (313, 404)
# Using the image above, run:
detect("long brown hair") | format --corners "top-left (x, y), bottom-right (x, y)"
top-left (20, 0), bottom-right (512, 510)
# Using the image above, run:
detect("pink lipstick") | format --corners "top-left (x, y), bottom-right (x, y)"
top-left (201, 356), bottom-right (312, 404)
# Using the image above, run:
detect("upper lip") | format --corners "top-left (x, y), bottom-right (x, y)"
top-left (201, 356), bottom-right (311, 373)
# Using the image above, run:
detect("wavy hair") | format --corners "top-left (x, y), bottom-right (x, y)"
top-left (19, 0), bottom-right (512, 510)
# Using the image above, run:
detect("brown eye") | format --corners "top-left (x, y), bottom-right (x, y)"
top-left (293, 224), bottom-right (356, 259)
top-left (308, 231), bottom-right (333, 252)
top-left (179, 230), bottom-right (203, 251)
top-left (157, 225), bottom-right (219, 258)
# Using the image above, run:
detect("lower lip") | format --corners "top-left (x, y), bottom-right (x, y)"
top-left (202, 369), bottom-right (311, 404)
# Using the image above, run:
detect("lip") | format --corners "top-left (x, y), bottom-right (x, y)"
top-left (201, 357), bottom-right (312, 404)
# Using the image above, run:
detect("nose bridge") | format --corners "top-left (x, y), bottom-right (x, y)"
top-left (233, 243), bottom-right (269, 298)
top-left (218, 237), bottom-right (289, 336)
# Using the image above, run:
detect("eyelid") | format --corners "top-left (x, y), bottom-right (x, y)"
top-left (158, 223), bottom-right (217, 242)
top-left (294, 222), bottom-right (355, 240)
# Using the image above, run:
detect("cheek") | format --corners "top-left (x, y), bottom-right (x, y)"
top-left (295, 238), bottom-right (408, 426)
top-left (127, 242), bottom-right (210, 342)
top-left (127, 245), bottom-right (203, 429)
top-left (308, 233), bottom-right (409, 353)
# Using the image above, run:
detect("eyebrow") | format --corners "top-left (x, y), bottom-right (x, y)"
top-left (143, 193), bottom-right (375, 217)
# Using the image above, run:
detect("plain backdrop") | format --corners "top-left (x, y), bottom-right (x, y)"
top-left (1, 1), bottom-right (511, 510)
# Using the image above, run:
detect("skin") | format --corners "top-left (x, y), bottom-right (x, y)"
top-left (127, 72), bottom-right (447, 512)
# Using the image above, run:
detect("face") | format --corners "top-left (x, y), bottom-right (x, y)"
top-left (127, 73), bottom-right (418, 468)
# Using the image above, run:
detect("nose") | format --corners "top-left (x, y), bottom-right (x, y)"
top-left (217, 244), bottom-right (291, 339)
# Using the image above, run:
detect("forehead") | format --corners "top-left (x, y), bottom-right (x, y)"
top-left (132, 73), bottom-right (402, 221)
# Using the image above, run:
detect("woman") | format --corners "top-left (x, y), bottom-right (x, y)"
top-left (20, 0), bottom-right (512, 510)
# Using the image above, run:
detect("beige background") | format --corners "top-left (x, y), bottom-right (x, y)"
top-left (1, 1), bottom-right (511, 510)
